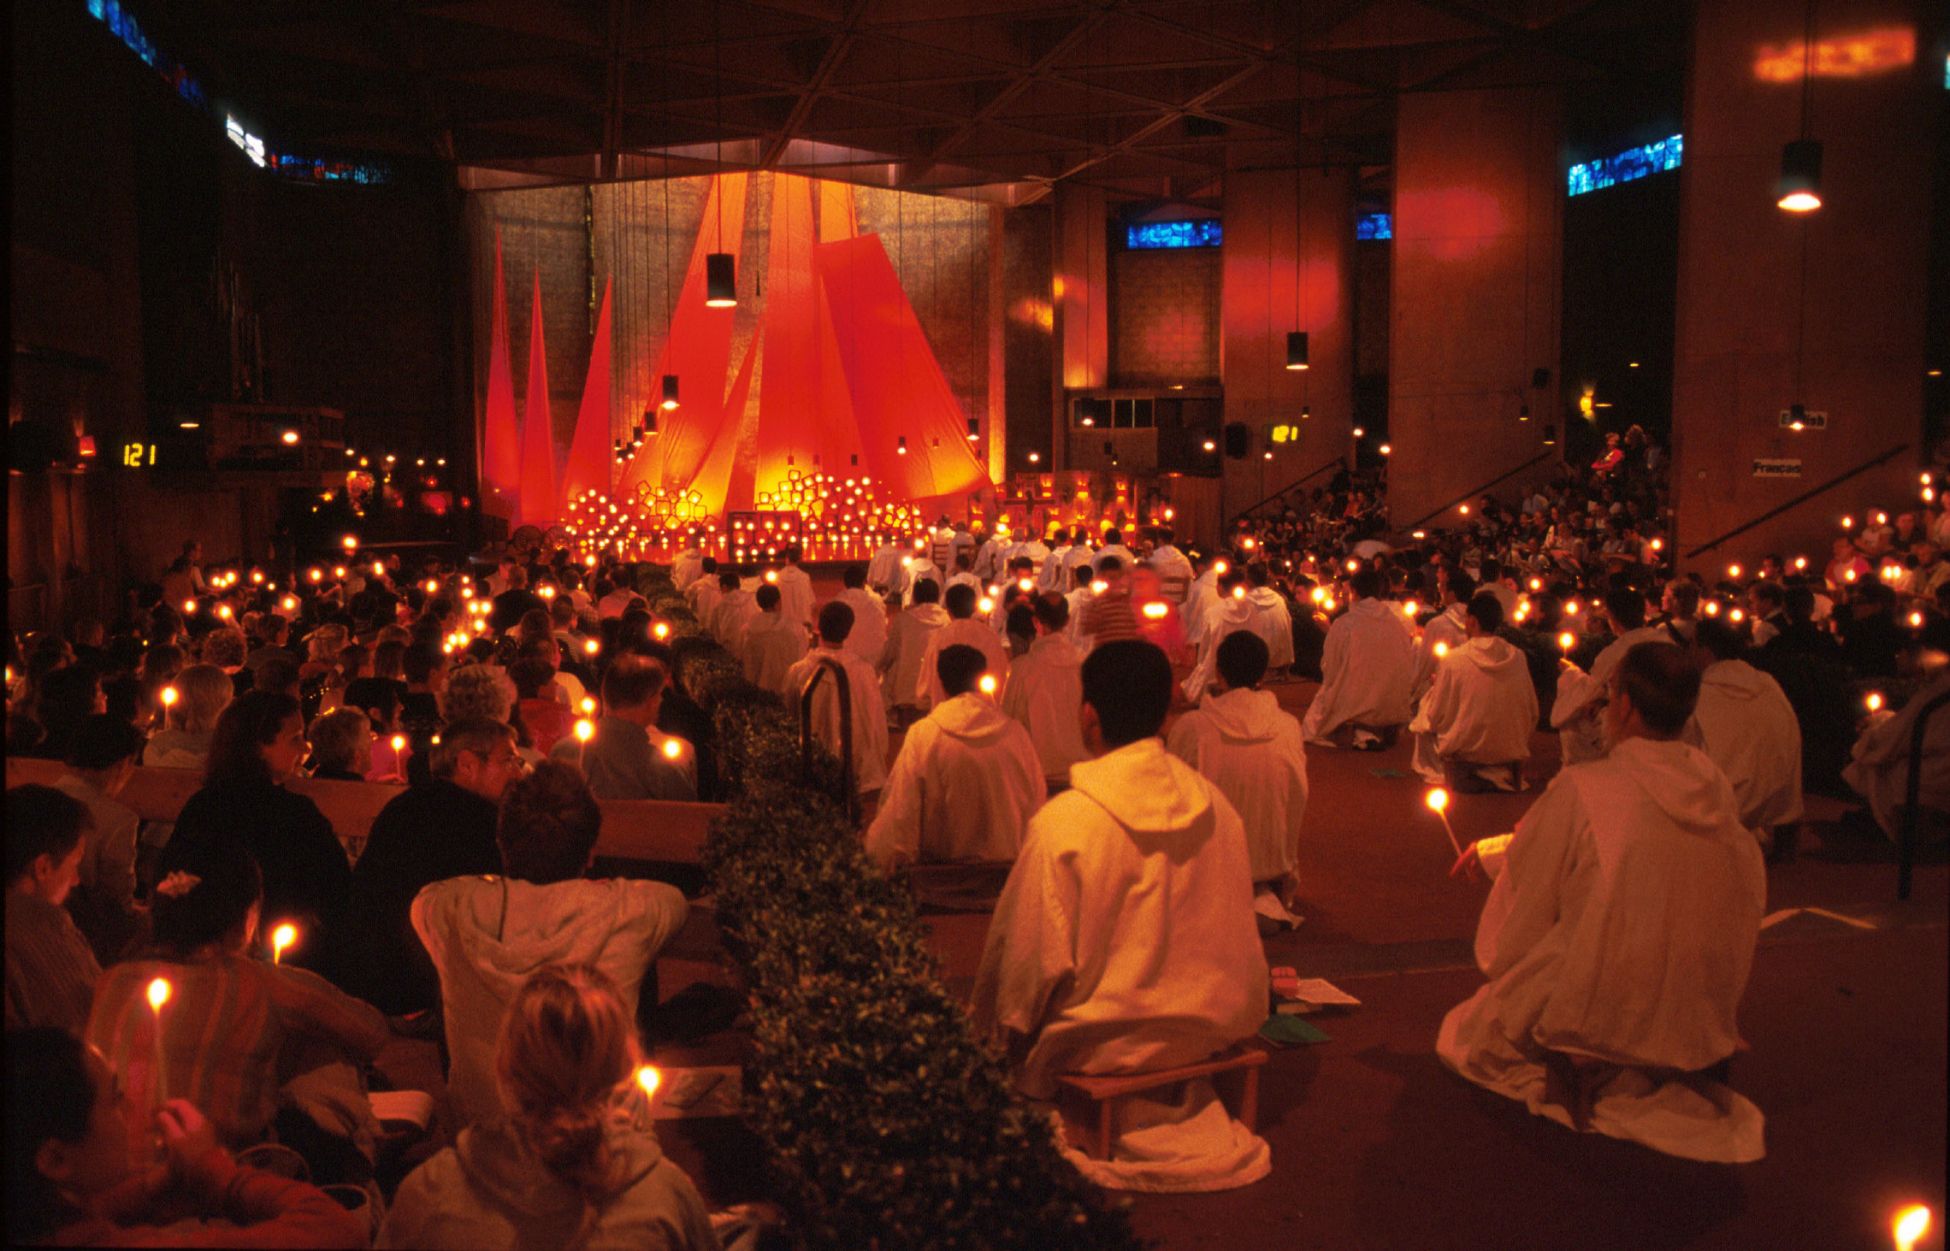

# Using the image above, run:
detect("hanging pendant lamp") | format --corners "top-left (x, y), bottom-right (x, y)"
top-left (705, 252), bottom-right (737, 307)
top-left (1286, 331), bottom-right (1310, 371)
top-left (1776, 140), bottom-right (1823, 213)
top-left (659, 374), bottom-right (680, 411)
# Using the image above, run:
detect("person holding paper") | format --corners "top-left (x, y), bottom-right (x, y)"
top-left (971, 640), bottom-right (1270, 1192)
top-left (1440, 642), bottom-right (1767, 1163)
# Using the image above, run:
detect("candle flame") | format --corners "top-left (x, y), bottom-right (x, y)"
top-left (1425, 788), bottom-right (1450, 814)
top-left (182, 598), bottom-right (197, 614)
top-left (341, 534), bottom-right (358, 551)
top-left (584, 639), bottom-right (600, 655)
top-left (978, 673), bottom-right (998, 696)
top-left (1433, 641), bottom-right (1450, 658)
top-left (161, 685), bottom-right (180, 707)
top-left (1142, 601), bottom-right (1168, 620)
top-left (1090, 580), bottom-right (1108, 595)
top-left (653, 622), bottom-right (671, 640)
top-left (1403, 601), bottom-right (1420, 618)
top-left (978, 597), bottom-right (995, 615)
top-left (1866, 692), bottom-right (1884, 713)
top-left (271, 923), bottom-right (297, 963)
top-left (661, 739), bottom-right (683, 761)
top-left (1558, 632), bottom-right (1576, 652)
top-left (1895, 1205), bottom-right (1931, 1251)
top-left (575, 719), bottom-right (596, 743)
top-left (391, 733), bottom-right (407, 751)
top-left (580, 697), bottom-right (597, 714)
top-left (146, 977), bottom-right (172, 1011)
top-left (635, 1065), bottom-right (662, 1098)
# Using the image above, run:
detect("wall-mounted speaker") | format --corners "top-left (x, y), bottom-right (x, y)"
top-left (1223, 422), bottom-right (1249, 459)
top-left (1530, 368), bottom-right (1552, 389)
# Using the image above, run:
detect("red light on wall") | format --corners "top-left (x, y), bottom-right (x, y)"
top-left (77, 435), bottom-right (97, 458)
top-left (1754, 28), bottom-right (1914, 81)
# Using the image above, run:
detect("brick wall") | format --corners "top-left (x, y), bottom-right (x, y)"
top-left (1110, 246), bottom-right (1221, 387)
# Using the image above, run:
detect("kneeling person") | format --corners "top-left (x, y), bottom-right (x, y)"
top-left (1409, 592), bottom-right (1538, 792)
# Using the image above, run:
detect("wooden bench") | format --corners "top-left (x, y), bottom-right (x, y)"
top-left (3, 759), bottom-right (724, 865)
top-left (1056, 1043), bottom-right (1269, 1160)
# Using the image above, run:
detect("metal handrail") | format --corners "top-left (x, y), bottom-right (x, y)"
top-left (1682, 443), bottom-right (1910, 559)
top-left (1402, 451), bottom-right (1558, 530)
top-left (1231, 455), bottom-right (1345, 526)
top-left (1897, 686), bottom-right (1950, 901)
top-left (798, 655), bottom-right (859, 826)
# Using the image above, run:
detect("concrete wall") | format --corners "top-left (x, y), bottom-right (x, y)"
top-left (1388, 88), bottom-right (1564, 530)
top-left (1669, 0), bottom-right (1936, 571)
top-left (1110, 245), bottom-right (1221, 387)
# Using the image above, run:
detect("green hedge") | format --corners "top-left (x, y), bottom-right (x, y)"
top-left (668, 622), bottom-right (1140, 1249)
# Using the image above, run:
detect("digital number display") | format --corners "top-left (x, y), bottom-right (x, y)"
top-left (121, 442), bottom-right (158, 468)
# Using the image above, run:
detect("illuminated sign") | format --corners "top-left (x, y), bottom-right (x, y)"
top-left (1754, 28), bottom-right (1915, 81)
top-left (1567, 134), bottom-right (1683, 197)
top-left (1125, 220), bottom-right (1222, 249)
top-left (121, 441), bottom-right (157, 467)
top-left (1269, 423), bottom-right (1301, 444)
top-left (1356, 213), bottom-right (1393, 240)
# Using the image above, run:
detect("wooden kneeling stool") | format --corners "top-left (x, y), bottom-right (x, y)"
top-left (1056, 1044), bottom-right (1269, 1160)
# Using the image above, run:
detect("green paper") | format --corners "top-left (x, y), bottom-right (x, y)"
top-left (1368, 767), bottom-right (1406, 779)
top-left (1259, 1014), bottom-right (1330, 1046)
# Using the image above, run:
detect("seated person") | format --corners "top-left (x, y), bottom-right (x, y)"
top-left (1549, 587), bottom-right (1672, 765)
top-left (1300, 569), bottom-right (1416, 748)
top-left (338, 718), bottom-right (520, 1015)
top-left (304, 707), bottom-right (373, 782)
top-left (970, 640), bottom-right (1270, 1191)
top-left (552, 655), bottom-right (696, 801)
top-left (52, 715), bottom-right (145, 962)
top-left (866, 645), bottom-right (1045, 868)
top-left (6, 786), bottom-right (102, 1033)
top-left (87, 840), bottom-right (389, 1166)
top-left (740, 584), bottom-right (809, 696)
top-left (6, 1027), bottom-right (366, 1249)
top-left (1842, 667), bottom-right (1950, 844)
top-left (784, 602), bottom-right (890, 795)
top-left (1686, 618), bottom-right (1803, 846)
top-left (167, 692), bottom-right (351, 974)
top-left (879, 578), bottom-right (948, 720)
top-left (1000, 593), bottom-right (1090, 786)
top-left (510, 657), bottom-right (574, 755)
top-left (1181, 569), bottom-right (1256, 702)
top-left (1409, 592), bottom-right (1538, 792)
top-left (1165, 632), bottom-right (1310, 916)
top-left (916, 584), bottom-right (1010, 711)
top-left (412, 762), bottom-right (689, 1127)
top-left (1440, 643), bottom-right (1767, 1163)
top-left (377, 964), bottom-right (717, 1251)
top-left (1241, 563), bottom-right (1296, 671)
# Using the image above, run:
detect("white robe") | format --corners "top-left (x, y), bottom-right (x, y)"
top-left (1685, 659), bottom-right (1804, 832)
top-left (785, 646), bottom-right (890, 793)
top-left (916, 617), bottom-right (1012, 710)
top-left (685, 577), bottom-right (723, 624)
top-left (740, 612), bottom-right (809, 696)
top-left (1039, 545), bottom-right (1074, 591)
top-left (775, 565), bottom-right (816, 630)
top-left (1842, 670), bottom-right (1950, 840)
top-left (879, 603), bottom-right (948, 709)
top-left (1436, 737), bottom-right (1767, 1163)
top-left (1182, 569), bottom-right (1221, 645)
top-left (1242, 587), bottom-right (1295, 669)
top-left (1148, 545), bottom-right (1194, 596)
top-left (969, 738), bottom-right (1271, 1191)
top-left (1549, 626), bottom-right (1674, 765)
top-left (1410, 636), bottom-right (1538, 781)
top-left (1166, 687), bottom-right (1309, 886)
top-left (1182, 597), bottom-right (1256, 703)
top-left (834, 587), bottom-right (888, 667)
top-left (709, 588), bottom-right (758, 648)
top-left (864, 694), bottom-right (1046, 866)
top-left (1094, 543), bottom-right (1136, 573)
top-left (1413, 603), bottom-right (1470, 701)
top-left (671, 548), bottom-right (704, 590)
top-left (1301, 598), bottom-right (1416, 742)
top-left (1001, 633), bottom-right (1090, 782)
top-left (866, 544), bottom-right (909, 595)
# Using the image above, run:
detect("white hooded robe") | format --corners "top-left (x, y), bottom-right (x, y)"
top-left (1685, 659), bottom-right (1804, 832)
top-left (879, 602), bottom-right (949, 709)
top-left (917, 617), bottom-right (1011, 710)
top-left (1165, 687), bottom-right (1309, 886)
top-left (785, 646), bottom-right (890, 793)
top-left (1301, 598), bottom-right (1416, 742)
top-left (864, 693), bottom-right (1046, 866)
top-left (1001, 632), bottom-right (1090, 782)
top-left (1549, 626), bottom-right (1673, 764)
top-left (1411, 635), bottom-right (1538, 781)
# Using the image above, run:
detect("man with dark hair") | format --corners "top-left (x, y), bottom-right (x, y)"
top-left (52, 715), bottom-right (145, 961)
top-left (413, 761), bottom-right (687, 1126)
top-left (834, 563), bottom-right (888, 665)
top-left (1550, 586), bottom-right (1671, 763)
top-left (866, 645), bottom-right (1044, 867)
top-left (775, 545), bottom-right (815, 630)
top-left (972, 640), bottom-right (1269, 1189)
top-left (1301, 565), bottom-right (1416, 749)
top-left (1442, 641), bottom-right (1766, 1162)
top-left (1166, 631), bottom-right (1310, 918)
top-left (1409, 591), bottom-right (1538, 793)
top-left (1000, 592), bottom-right (1089, 785)
top-left (916, 581), bottom-right (1009, 712)
top-left (5, 785), bottom-right (101, 1032)
top-left (555, 654), bottom-right (696, 801)
top-left (741, 583), bottom-right (809, 695)
top-left (1241, 562), bottom-right (1296, 671)
top-left (1414, 570), bottom-right (1475, 700)
top-left (338, 718), bottom-right (519, 1014)
top-left (784, 601), bottom-right (889, 794)
top-left (684, 555), bottom-right (724, 622)
top-left (708, 568), bottom-right (758, 648)
top-left (880, 575), bottom-right (948, 723)
top-left (1687, 618), bottom-right (1802, 844)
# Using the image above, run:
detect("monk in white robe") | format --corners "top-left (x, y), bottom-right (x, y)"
top-left (1412, 576), bottom-right (1473, 702)
top-left (1181, 554), bottom-right (1225, 647)
top-left (917, 584), bottom-right (1011, 710)
top-left (774, 548), bottom-right (816, 630)
top-left (1182, 576), bottom-right (1256, 702)
top-left (832, 566), bottom-right (888, 667)
top-left (670, 544), bottom-right (705, 590)
top-left (785, 602), bottom-right (890, 794)
top-left (1550, 589), bottom-right (1672, 764)
top-left (971, 639), bottom-right (1271, 1192)
top-left (1166, 631), bottom-right (1309, 911)
top-left (708, 573), bottom-right (757, 648)
top-left (878, 580), bottom-right (948, 715)
top-left (1242, 571), bottom-right (1295, 670)
top-left (1685, 619), bottom-right (1803, 841)
top-left (866, 644), bottom-right (1045, 866)
top-left (1410, 592), bottom-right (1538, 790)
top-left (1147, 530), bottom-right (1194, 598)
top-left (1301, 570), bottom-right (1415, 747)
top-left (866, 541), bottom-right (909, 596)
top-left (1843, 668), bottom-right (1950, 842)
top-left (685, 564), bottom-right (723, 622)
top-left (740, 585), bottom-right (808, 696)
top-left (1441, 643), bottom-right (1767, 1163)
top-left (1000, 592), bottom-right (1090, 784)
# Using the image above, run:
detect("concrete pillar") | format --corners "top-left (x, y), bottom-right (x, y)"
top-left (1388, 87), bottom-right (1563, 531)
top-left (1221, 167), bottom-right (1355, 521)
top-left (1051, 183), bottom-right (1108, 472)
top-left (1670, 0), bottom-right (1935, 572)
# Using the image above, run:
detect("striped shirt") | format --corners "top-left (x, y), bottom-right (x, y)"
top-left (5, 891), bottom-right (101, 1033)
top-left (87, 954), bottom-right (388, 1148)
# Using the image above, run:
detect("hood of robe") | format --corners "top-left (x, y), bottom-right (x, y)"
top-left (454, 1116), bottom-right (664, 1220)
top-left (1197, 687), bottom-right (1285, 742)
top-left (930, 693), bottom-right (1016, 743)
top-left (1029, 633), bottom-right (1082, 669)
top-left (905, 604), bottom-right (950, 628)
top-left (1247, 587), bottom-right (1288, 611)
top-left (1456, 636), bottom-right (1527, 673)
top-left (1069, 737), bottom-right (1211, 834)
top-left (1208, 597), bottom-right (1255, 633)
top-left (1605, 737), bottom-right (1740, 836)
top-left (1701, 659), bottom-right (1773, 702)
top-left (439, 878), bottom-right (658, 990)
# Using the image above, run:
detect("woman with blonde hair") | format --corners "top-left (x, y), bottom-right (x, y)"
top-left (143, 664), bottom-right (232, 770)
top-left (379, 964), bottom-right (718, 1250)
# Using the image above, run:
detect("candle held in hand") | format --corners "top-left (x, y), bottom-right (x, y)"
top-left (271, 923), bottom-right (297, 964)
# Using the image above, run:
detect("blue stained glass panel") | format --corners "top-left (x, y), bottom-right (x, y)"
top-left (1356, 213), bottom-right (1392, 240)
top-left (1566, 134), bottom-right (1683, 197)
top-left (1125, 220), bottom-right (1223, 249)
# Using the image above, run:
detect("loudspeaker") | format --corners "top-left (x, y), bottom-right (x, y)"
top-left (1223, 422), bottom-right (1250, 459)
top-left (1530, 368), bottom-right (1551, 389)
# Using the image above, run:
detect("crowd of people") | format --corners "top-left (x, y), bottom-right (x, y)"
top-left (6, 430), bottom-right (1949, 1237)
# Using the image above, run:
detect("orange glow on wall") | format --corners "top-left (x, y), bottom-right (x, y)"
top-left (1754, 28), bottom-right (1914, 81)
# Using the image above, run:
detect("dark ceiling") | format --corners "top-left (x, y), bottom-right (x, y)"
top-left (138, 0), bottom-right (1690, 203)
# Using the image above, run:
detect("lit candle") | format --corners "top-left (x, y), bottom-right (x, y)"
top-left (977, 673), bottom-right (998, 697)
top-left (1865, 691), bottom-right (1884, 713)
top-left (1557, 631), bottom-right (1576, 653)
top-left (271, 922), bottom-right (297, 965)
top-left (146, 976), bottom-right (172, 1107)
top-left (160, 685), bottom-right (180, 709)
top-left (1433, 641), bottom-right (1449, 659)
top-left (580, 697), bottom-right (597, 715)
top-left (635, 1064), bottom-right (662, 1101)
top-left (575, 719), bottom-right (595, 743)
top-left (661, 738), bottom-right (683, 761)
top-left (653, 621), bottom-right (671, 640)
top-left (1424, 788), bottom-right (1462, 857)
top-left (1894, 1204), bottom-right (1931, 1251)
top-left (584, 639), bottom-right (600, 656)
